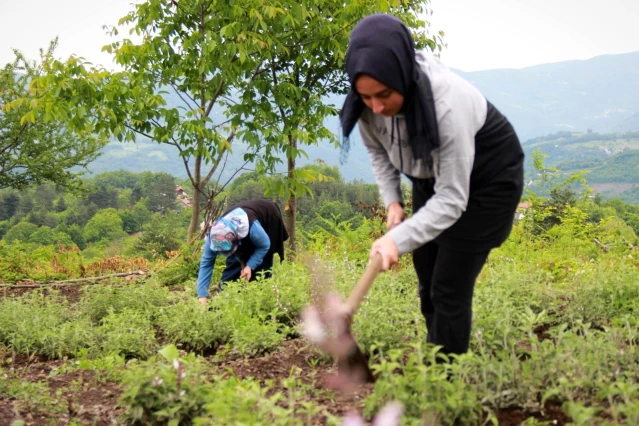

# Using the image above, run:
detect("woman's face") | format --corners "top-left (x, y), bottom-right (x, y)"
top-left (355, 75), bottom-right (404, 117)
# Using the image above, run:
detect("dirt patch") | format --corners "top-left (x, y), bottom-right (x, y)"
top-left (1, 359), bottom-right (121, 426)
top-left (494, 402), bottom-right (571, 426)
top-left (47, 371), bottom-right (121, 426)
top-left (0, 401), bottom-right (17, 425)
top-left (3, 339), bottom-right (373, 425)
top-left (533, 323), bottom-right (554, 342)
top-left (213, 339), bottom-right (374, 419)
top-left (0, 284), bottom-right (84, 302)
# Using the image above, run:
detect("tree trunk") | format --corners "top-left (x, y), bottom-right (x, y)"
top-left (187, 153), bottom-right (203, 242)
top-left (188, 183), bottom-right (201, 240)
top-left (286, 135), bottom-right (297, 257)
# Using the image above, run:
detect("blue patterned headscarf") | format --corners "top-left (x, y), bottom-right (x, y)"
top-left (209, 208), bottom-right (249, 256)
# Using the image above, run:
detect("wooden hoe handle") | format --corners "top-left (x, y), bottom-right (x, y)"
top-left (345, 254), bottom-right (384, 316)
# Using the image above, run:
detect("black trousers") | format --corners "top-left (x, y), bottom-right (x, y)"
top-left (413, 242), bottom-right (489, 356)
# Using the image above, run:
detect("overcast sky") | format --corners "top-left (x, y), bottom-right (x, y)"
top-left (1, 0), bottom-right (638, 72)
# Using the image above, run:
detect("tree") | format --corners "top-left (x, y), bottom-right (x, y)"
top-left (65, 202), bottom-right (98, 227)
top-left (33, 184), bottom-right (56, 211)
top-left (0, 192), bottom-right (19, 220)
top-left (120, 209), bottom-right (142, 234)
top-left (14, 1), bottom-right (441, 246)
top-left (55, 196), bottom-right (67, 213)
top-left (228, 0), bottom-right (441, 254)
top-left (28, 226), bottom-right (71, 246)
top-left (55, 223), bottom-right (86, 249)
top-left (3, 221), bottom-right (38, 243)
top-left (0, 41), bottom-right (105, 191)
top-left (91, 170), bottom-right (141, 190)
top-left (87, 184), bottom-right (120, 209)
top-left (145, 172), bottom-right (177, 214)
top-left (14, 193), bottom-right (34, 223)
top-left (14, 4), bottom-right (278, 239)
top-left (84, 208), bottom-right (124, 243)
top-left (0, 221), bottom-right (10, 239)
top-left (135, 211), bottom-right (185, 259)
top-left (28, 209), bottom-right (58, 228)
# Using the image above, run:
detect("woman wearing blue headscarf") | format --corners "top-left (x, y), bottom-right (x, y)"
top-left (196, 199), bottom-right (288, 305)
top-left (340, 14), bottom-right (524, 356)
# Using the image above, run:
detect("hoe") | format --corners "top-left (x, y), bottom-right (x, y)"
top-left (302, 254), bottom-right (384, 389)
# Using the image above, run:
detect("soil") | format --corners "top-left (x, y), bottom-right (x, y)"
top-left (1, 356), bottom-right (121, 426)
top-left (494, 402), bottom-right (571, 426)
top-left (0, 286), bottom-right (588, 425)
top-left (212, 339), bottom-right (374, 419)
top-left (2, 338), bottom-right (579, 425)
top-left (0, 284), bottom-right (84, 303)
top-left (533, 323), bottom-right (554, 342)
top-left (1, 339), bottom-right (373, 426)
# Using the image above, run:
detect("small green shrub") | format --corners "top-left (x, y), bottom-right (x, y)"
top-left (365, 346), bottom-right (484, 426)
top-left (119, 345), bottom-right (333, 426)
top-left (77, 284), bottom-right (170, 322)
top-left (99, 309), bottom-right (158, 359)
top-left (154, 241), bottom-right (201, 287)
top-left (0, 290), bottom-right (96, 357)
top-left (230, 316), bottom-right (286, 358)
top-left (118, 345), bottom-right (213, 425)
top-left (0, 371), bottom-right (64, 415)
top-left (156, 299), bottom-right (232, 354)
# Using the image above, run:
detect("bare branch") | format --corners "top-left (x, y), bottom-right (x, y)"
top-left (201, 130), bottom-right (236, 188)
top-left (271, 60), bottom-right (288, 125)
top-left (124, 124), bottom-right (155, 141)
top-left (219, 160), bottom-right (251, 190)
top-left (168, 82), bottom-right (197, 111)
top-left (205, 79), bottom-right (225, 117)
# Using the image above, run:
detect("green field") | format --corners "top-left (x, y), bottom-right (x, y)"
top-left (2, 200), bottom-right (639, 425)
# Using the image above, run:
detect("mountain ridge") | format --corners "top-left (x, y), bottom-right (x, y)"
top-left (87, 50), bottom-right (639, 184)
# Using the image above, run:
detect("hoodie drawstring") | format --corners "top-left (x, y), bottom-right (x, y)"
top-left (397, 117), bottom-right (404, 173)
top-left (390, 117), bottom-right (395, 149)
top-left (390, 117), bottom-right (404, 173)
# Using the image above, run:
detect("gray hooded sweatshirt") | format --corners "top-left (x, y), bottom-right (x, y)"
top-left (358, 51), bottom-right (488, 255)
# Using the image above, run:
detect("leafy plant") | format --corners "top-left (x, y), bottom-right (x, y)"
top-left (118, 345), bottom-right (211, 425)
top-left (99, 308), bottom-right (158, 359)
top-left (0, 290), bottom-right (97, 358)
top-left (230, 316), bottom-right (286, 358)
top-left (77, 284), bottom-right (169, 322)
top-left (156, 299), bottom-right (232, 354)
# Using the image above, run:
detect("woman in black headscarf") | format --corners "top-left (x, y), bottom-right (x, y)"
top-left (341, 14), bottom-right (524, 356)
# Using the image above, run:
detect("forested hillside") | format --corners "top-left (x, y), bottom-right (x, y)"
top-left (522, 130), bottom-right (639, 202)
top-left (85, 51), bottom-right (639, 184)
top-left (0, 165), bottom-right (381, 269)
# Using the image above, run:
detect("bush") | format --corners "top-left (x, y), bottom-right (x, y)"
top-left (118, 345), bottom-right (213, 425)
top-left (77, 284), bottom-right (170, 323)
top-left (154, 241), bottom-right (201, 287)
top-left (0, 290), bottom-right (97, 358)
top-left (99, 308), bottom-right (158, 359)
top-left (156, 299), bottom-right (232, 354)
top-left (230, 316), bottom-right (286, 357)
top-left (119, 345), bottom-right (329, 426)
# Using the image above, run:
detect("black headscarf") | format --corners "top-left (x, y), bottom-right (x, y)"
top-left (339, 14), bottom-right (440, 172)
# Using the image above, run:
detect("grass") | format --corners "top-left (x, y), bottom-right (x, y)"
top-left (2, 206), bottom-right (639, 424)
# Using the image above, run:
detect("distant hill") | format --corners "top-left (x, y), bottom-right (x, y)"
top-left (522, 129), bottom-right (639, 202)
top-left (455, 51), bottom-right (639, 140)
top-left (87, 51), bottom-right (639, 184)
